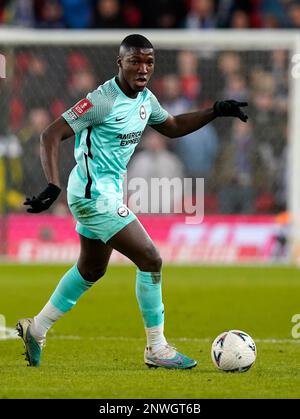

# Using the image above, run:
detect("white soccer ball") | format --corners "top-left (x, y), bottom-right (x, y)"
top-left (211, 330), bottom-right (256, 372)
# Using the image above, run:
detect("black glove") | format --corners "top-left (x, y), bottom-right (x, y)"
top-left (24, 183), bottom-right (61, 213)
top-left (213, 100), bottom-right (248, 122)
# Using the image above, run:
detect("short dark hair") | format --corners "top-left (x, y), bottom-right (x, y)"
top-left (120, 34), bottom-right (153, 50)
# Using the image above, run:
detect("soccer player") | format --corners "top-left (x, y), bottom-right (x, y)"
top-left (17, 34), bottom-right (248, 369)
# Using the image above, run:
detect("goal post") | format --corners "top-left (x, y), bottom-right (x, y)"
top-left (0, 28), bottom-right (298, 48)
top-left (288, 33), bottom-right (300, 265)
top-left (0, 28), bottom-right (300, 264)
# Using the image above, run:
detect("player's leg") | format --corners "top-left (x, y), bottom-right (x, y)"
top-left (107, 218), bottom-right (162, 271)
top-left (45, 234), bottom-right (113, 318)
top-left (77, 234), bottom-right (113, 281)
top-left (107, 219), bottom-right (197, 369)
top-left (17, 235), bottom-right (112, 366)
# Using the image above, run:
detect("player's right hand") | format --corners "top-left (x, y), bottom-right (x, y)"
top-left (24, 183), bottom-right (61, 213)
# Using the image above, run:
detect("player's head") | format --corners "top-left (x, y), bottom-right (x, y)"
top-left (117, 34), bottom-right (155, 95)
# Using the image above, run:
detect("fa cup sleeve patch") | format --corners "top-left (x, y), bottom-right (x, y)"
top-left (72, 98), bottom-right (93, 117)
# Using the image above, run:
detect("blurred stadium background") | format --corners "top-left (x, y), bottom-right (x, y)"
top-left (0, 0), bottom-right (300, 265)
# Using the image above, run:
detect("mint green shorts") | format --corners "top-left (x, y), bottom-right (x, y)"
top-left (67, 192), bottom-right (136, 243)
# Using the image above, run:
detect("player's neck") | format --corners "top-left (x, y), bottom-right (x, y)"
top-left (115, 75), bottom-right (139, 99)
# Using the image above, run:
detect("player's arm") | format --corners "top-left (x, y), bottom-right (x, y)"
top-left (24, 117), bottom-right (74, 213)
top-left (152, 108), bottom-right (215, 138)
top-left (152, 100), bottom-right (248, 139)
top-left (24, 93), bottom-right (100, 213)
top-left (40, 116), bottom-right (74, 188)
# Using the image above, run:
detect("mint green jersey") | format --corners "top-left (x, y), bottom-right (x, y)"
top-left (62, 77), bottom-right (169, 200)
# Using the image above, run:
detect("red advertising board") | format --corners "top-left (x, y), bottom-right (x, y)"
top-left (4, 214), bottom-right (287, 263)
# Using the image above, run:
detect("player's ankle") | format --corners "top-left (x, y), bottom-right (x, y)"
top-left (145, 324), bottom-right (168, 353)
top-left (150, 342), bottom-right (168, 353)
top-left (30, 319), bottom-right (47, 343)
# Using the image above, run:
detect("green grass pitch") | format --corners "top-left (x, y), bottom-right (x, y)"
top-left (0, 264), bottom-right (300, 399)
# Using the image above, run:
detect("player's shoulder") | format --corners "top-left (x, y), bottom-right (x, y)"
top-left (143, 88), bottom-right (162, 106)
top-left (87, 78), bottom-right (118, 104)
top-left (142, 87), bottom-right (160, 105)
top-left (143, 87), bottom-right (155, 99)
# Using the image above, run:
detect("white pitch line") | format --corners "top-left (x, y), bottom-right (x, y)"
top-left (1, 328), bottom-right (300, 344)
top-left (0, 327), bottom-right (19, 340)
top-left (40, 335), bottom-right (300, 344)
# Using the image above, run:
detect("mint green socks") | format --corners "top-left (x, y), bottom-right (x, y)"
top-left (32, 265), bottom-right (94, 340)
top-left (33, 266), bottom-right (166, 349)
top-left (50, 264), bottom-right (94, 312)
top-left (135, 269), bottom-right (164, 328)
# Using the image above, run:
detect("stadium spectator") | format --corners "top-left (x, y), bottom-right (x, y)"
top-left (59, 0), bottom-right (93, 28)
top-left (216, 119), bottom-right (257, 214)
top-left (218, 51), bottom-right (243, 80)
top-left (184, 0), bottom-right (217, 29)
top-left (20, 54), bottom-right (58, 109)
top-left (11, 0), bottom-right (35, 27)
top-left (259, 0), bottom-right (289, 28)
top-left (139, 0), bottom-right (187, 28)
top-left (93, 0), bottom-right (125, 28)
top-left (174, 117), bottom-right (219, 180)
top-left (176, 50), bottom-right (201, 101)
top-left (288, 1), bottom-right (300, 27)
top-left (161, 74), bottom-right (193, 117)
top-left (18, 108), bottom-right (51, 196)
top-left (66, 68), bottom-right (97, 106)
top-left (251, 78), bottom-right (286, 176)
top-left (0, 0), bottom-right (10, 24)
top-left (121, 1), bottom-right (142, 28)
top-left (217, 0), bottom-right (253, 28)
top-left (34, 0), bottom-right (65, 28)
top-left (261, 12), bottom-right (282, 28)
top-left (221, 73), bottom-right (249, 103)
top-left (229, 9), bottom-right (251, 29)
top-left (18, 107), bottom-right (74, 203)
top-left (8, 97), bottom-right (25, 132)
top-left (0, 133), bottom-right (23, 213)
top-left (66, 51), bottom-right (92, 73)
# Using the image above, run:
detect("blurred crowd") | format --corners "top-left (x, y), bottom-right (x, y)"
top-left (1, 0), bottom-right (300, 29)
top-left (0, 43), bottom-right (289, 216)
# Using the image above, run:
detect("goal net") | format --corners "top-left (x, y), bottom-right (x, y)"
top-left (0, 29), bottom-right (299, 264)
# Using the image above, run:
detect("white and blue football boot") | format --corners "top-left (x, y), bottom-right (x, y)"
top-left (16, 318), bottom-right (44, 367)
top-left (144, 344), bottom-right (197, 369)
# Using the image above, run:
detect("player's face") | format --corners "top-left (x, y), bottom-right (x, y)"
top-left (118, 47), bottom-right (155, 94)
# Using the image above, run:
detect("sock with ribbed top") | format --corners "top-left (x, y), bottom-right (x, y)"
top-left (136, 269), bottom-right (167, 352)
top-left (31, 264), bottom-right (94, 341)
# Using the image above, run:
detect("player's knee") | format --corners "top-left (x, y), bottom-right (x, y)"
top-left (139, 246), bottom-right (162, 272)
top-left (80, 266), bottom-right (107, 282)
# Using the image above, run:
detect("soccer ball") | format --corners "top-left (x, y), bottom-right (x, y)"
top-left (211, 330), bottom-right (256, 372)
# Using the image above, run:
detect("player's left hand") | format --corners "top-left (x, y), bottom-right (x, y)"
top-left (213, 100), bottom-right (248, 122)
top-left (24, 183), bottom-right (61, 213)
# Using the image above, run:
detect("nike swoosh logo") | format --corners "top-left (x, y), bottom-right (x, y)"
top-left (116, 116), bottom-right (126, 122)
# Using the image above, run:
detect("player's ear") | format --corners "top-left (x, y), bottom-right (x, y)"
top-left (117, 56), bottom-right (122, 68)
